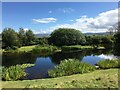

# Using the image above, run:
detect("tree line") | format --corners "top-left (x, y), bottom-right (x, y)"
top-left (2, 27), bottom-right (120, 50)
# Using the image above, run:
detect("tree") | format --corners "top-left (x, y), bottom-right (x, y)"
top-left (18, 28), bottom-right (35, 46)
top-left (18, 28), bottom-right (26, 46)
top-left (91, 35), bottom-right (101, 49)
top-left (25, 30), bottom-right (35, 45)
top-left (49, 28), bottom-right (86, 46)
top-left (101, 36), bottom-right (113, 49)
top-left (2, 28), bottom-right (20, 49)
top-left (114, 32), bottom-right (120, 43)
top-left (108, 22), bottom-right (120, 35)
top-left (113, 32), bottom-right (120, 54)
top-left (85, 35), bottom-right (92, 45)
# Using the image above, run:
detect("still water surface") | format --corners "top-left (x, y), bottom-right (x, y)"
top-left (2, 49), bottom-right (119, 79)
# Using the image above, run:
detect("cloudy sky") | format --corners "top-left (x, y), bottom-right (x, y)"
top-left (2, 2), bottom-right (118, 34)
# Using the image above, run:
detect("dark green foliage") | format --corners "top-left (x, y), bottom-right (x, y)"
top-left (18, 28), bottom-right (36, 46)
top-left (97, 59), bottom-right (120, 69)
top-left (114, 32), bottom-right (120, 43)
top-left (2, 28), bottom-right (20, 49)
top-left (101, 36), bottom-right (113, 49)
top-left (48, 59), bottom-right (96, 78)
top-left (91, 35), bottom-right (101, 49)
top-left (85, 35), bottom-right (92, 45)
top-left (18, 28), bottom-right (27, 46)
top-left (49, 28), bottom-right (86, 46)
top-left (26, 30), bottom-right (35, 45)
top-left (35, 37), bottom-right (48, 45)
top-left (2, 28), bottom-right (36, 50)
top-left (61, 46), bottom-right (81, 52)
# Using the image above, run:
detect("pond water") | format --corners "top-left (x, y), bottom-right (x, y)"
top-left (2, 49), bottom-right (119, 80)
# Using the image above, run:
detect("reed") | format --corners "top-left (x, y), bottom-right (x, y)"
top-left (48, 59), bottom-right (96, 78)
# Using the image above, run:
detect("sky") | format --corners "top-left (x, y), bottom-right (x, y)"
top-left (2, 2), bottom-right (118, 34)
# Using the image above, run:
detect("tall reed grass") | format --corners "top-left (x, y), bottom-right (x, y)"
top-left (2, 64), bottom-right (34, 81)
top-left (48, 59), bottom-right (96, 78)
top-left (97, 59), bottom-right (120, 69)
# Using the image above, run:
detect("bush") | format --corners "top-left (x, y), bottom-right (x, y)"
top-left (49, 28), bottom-right (86, 46)
top-left (31, 45), bottom-right (58, 53)
top-left (61, 46), bottom-right (81, 52)
top-left (48, 59), bottom-right (96, 78)
top-left (97, 59), bottom-right (120, 69)
top-left (2, 64), bottom-right (34, 81)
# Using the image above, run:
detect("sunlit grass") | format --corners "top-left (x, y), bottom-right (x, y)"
top-left (97, 59), bottom-right (120, 69)
top-left (2, 64), bottom-right (34, 81)
top-left (2, 69), bottom-right (118, 88)
top-left (48, 59), bottom-right (96, 78)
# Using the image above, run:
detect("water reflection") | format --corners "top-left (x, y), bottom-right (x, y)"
top-left (82, 54), bottom-right (117, 65)
top-left (2, 49), bottom-right (120, 79)
top-left (26, 57), bottom-right (54, 79)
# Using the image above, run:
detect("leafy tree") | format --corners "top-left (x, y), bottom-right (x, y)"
top-left (108, 22), bottom-right (120, 35)
top-left (101, 36), bottom-right (113, 49)
top-left (91, 35), bottom-right (101, 48)
top-left (18, 28), bottom-right (26, 46)
top-left (36, 37), bottom-right (48, 45)
top-left (114, 32), bottom-right (120, 43)
top-left (18, 28), bottom-right (35, 46)
top-left (49, 28), bottom-right (86, 46)
top-left (25, 30), bottom-right (35, 45)
top-left (85, 35), bottom-right (92, 45)
top-left (2, 28), bottom-right (20, 49)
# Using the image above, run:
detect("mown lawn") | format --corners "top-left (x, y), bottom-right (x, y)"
top-left (2, 69), bottom-right (119, 88)
top-left (17, 45), bottom-right (37, 52)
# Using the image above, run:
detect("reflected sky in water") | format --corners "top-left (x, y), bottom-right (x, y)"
top-left (82, 54), bottom-right (117, 65)
top-left (26, 53), bottom-right (118, 79)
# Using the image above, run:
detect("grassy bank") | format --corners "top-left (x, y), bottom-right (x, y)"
top-left (1, 45), bottom-right (105, 53)
top-left (2, 69), bottom-right (119, 88)
top-left (61, 45), bottom-right (104, 52)
top-left (2, 45), bottom-right (59, 53)
top-left (2, 45), bottom-right (37, 53)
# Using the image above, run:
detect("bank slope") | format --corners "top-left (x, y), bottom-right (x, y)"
top-left (2, 69), bottom-right (119, 88)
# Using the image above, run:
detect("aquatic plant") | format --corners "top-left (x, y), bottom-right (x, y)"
top-left (97, 59), bottom-right (120, 69)
top-left (48, 59), bottom-right (96, 78)
top-left (2, 64), bottom-right (34, 81)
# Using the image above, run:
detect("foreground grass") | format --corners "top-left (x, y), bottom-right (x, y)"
top-left (2, 69), bottom-right (119, 88)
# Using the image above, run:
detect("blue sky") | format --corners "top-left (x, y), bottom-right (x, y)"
top-left (2, 2), bottom-right (118, 34)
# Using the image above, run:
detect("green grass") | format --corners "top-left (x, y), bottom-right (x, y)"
top-left (61, 45), bottom-right (93, 52)
top-left (2, 69), bottom-right (118, 88)
top-left (97, 59), bottom-right (120, 69)
top-left (2, 45), bottom-right (37, 53)
top-left (17, 45), bottom-right (37, 52)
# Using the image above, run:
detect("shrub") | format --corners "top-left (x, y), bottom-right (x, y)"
top-left (2, 64), bottom-right (34, 81)
top-left (97, 59), bottom-right (120, 69)
top-left (32, 45), bottom-right (58, 53)
top-left (61, 45), bottom-right (92, 52)
top-left (61, 46), bottom-right (81, 52)
top-left (49, 28), bottom-right (86, 46)
top-left (48, 59), bottom-right (96, 78)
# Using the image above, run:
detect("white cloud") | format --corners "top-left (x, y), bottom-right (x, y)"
top-left (57, 8), bottom-right (75, 13)
top-left (47, 8), bottom-right (118, 33)
top-left (32, 18), bottom-right (57, 24)
top-left (23, 28), bottom-right (29, 31)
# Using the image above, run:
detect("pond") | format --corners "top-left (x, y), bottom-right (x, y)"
top-left (2, 49), bottom-right (119, 80)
